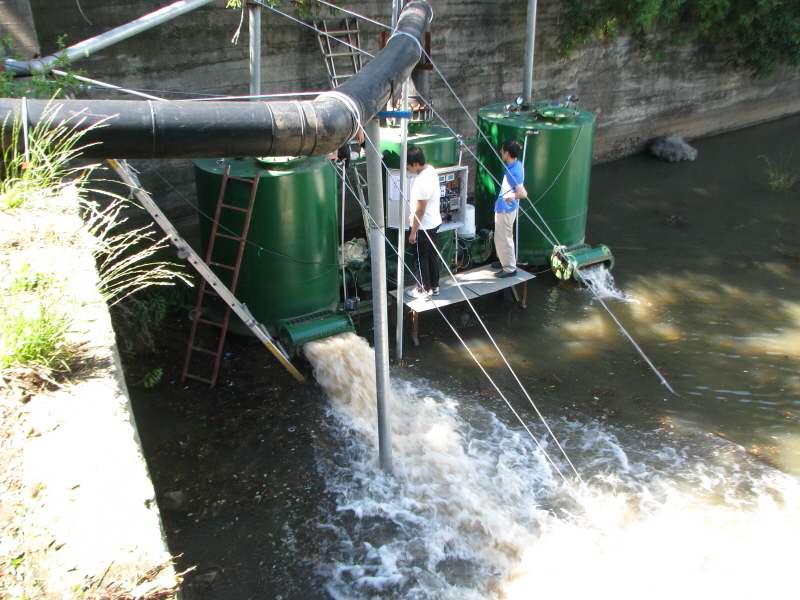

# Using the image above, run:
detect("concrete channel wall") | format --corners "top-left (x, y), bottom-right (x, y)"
top-left (28, 0), bottom-right (800, 236)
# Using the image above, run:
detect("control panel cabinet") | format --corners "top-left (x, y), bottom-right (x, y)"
top-left (386, 165), bottom-right (469, 232)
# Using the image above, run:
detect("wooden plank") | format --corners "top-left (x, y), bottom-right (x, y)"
top-left (389, 265), bottom-right (536, 313)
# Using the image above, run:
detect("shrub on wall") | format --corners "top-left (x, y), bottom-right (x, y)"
top-left (560, 0), bottom-right (800, 73)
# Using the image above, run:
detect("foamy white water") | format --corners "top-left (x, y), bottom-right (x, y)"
top-left (580, 265), bottom-right (638, 303)
top-left (304, 333), bottom-right (800, 599)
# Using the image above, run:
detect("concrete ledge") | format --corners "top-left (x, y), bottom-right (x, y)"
top-left (0, 190), bottom-right (178, 597)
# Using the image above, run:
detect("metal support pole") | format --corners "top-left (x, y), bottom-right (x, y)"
top-left (4, 0), bottom-right (216, 75)
top-left (522, 0), bottom-right (537, 105)
top-left (391, 0), bottom-right (402, 28)
top-left (365, 119), bottom-right (393, 474)
top-left (248, 1), bottom-right (262, 99)
top-left (393, 0), bottom-right (408, 360)
top-left (395, 80), bottom-right (409, 360)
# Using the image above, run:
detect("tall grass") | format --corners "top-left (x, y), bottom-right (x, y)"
top-left (0, 102), bottom-right (105, 210)
top-left (1, 102), bottom-right (189, 389)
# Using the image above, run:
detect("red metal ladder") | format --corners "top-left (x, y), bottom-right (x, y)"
top-left (181, 165), bottom-right (261, 387)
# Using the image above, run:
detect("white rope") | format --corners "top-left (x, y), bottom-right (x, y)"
top-left (338, 162), bottom-right (348, 303)
top-left (336, 162), bottom-right (571, 483)
top-left (230, 3), bottom-right (246, 44)
top-left (518, 205), bottom-right (558, 246)
top-left (314, 0), bottom-right (391, 30)
top-left (406, 48), bottom-right (676, 394)
top-left (410, 87), bottom-right (560, 246)
top-left (360, 125), bottom-right (582, 481)
top-left (576, 270), bottom-right (677, 395)
top-left (149, 166), bottom-right (342, 268)
top-left (191, 91), bottom-right (324, 102)
top-left (251, 0), bottom-right (375, 60)
top-left (51, 69), bottom-right (168, 102)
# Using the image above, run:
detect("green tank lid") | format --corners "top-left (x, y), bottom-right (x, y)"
top-left (380, 123), bottom-right (459, 168)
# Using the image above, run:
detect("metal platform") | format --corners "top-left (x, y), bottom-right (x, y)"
top-left (390, 264), bottom-right (535, 312)
top-left (390, 264), bottom-right (535, 345)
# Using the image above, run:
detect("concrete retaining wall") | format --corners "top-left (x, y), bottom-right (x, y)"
top-left (28, 0), bottom-right (800, 235)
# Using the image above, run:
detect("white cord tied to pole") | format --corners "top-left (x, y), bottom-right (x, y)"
top-left (230, 3), bottom-right (246, 44)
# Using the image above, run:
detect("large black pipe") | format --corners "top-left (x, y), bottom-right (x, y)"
top-left (0, 1), bottom-right (432, 159)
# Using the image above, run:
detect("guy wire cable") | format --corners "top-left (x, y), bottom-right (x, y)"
top-left (308, 0), bottom-right (561, 240)
top-left (359, 124), bottom-right (582, 480)
top-left (335, 160), bottom-right (573, 484)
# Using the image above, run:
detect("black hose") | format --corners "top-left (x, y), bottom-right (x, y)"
top-left (0, 1), bottom-right (432, 159)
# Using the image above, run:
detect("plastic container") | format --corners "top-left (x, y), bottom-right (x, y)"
top-left (459, 203), bottom-right (476, 238)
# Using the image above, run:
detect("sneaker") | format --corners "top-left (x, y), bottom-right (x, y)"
top-left (490, 261), bottom-right (503, 270)
top-left (431, 287), bottom-right (440, 296)
top-left (495, 269), bottom-right (518, 278)
top-left (408, 287), bottom-right (430, 299)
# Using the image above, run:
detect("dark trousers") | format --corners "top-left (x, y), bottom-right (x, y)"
top-left (414, 226), bottom-right (440, 291)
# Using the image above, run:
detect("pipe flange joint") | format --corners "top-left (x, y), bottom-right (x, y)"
top-left (387, 30), bottom-right (424, 62)
top-left (318, 90), bottom-right (363, 139)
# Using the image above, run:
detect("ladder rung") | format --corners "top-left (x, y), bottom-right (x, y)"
top-left (216, 232), bottom-right (243, 242)
top-left (191, 345), bottom-right (219, 356)
top-left (184, 373), bottom-right (214, 385)
top-left (198, 318), bottom-right (224, 328)
top-left (227, 175), bottom-right (256, 184)
top-left (334, 73), bottom-right (354, 80)
top-left (220, 203), bottom-right (249, 213)
top-left (325, 51), bottom-right (358, 58)
top-left (325, 28), bottom-right (360, 36)
top-left (209, 261), bottom-right (235, 270)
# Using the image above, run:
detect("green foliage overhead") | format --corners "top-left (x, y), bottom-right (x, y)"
top-left (560, 0), bottom-right (800, 73)
top-left (0, 35), bottom-right (81, 99)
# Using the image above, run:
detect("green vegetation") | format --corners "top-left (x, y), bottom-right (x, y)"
top-left (0, 35), bottom-right (81, 99)
top-left (1, 109), bottom-right (189, 392)
top-left (560, 0), bottom-right (800, 73)
top-left (761, 154), bottom-right (799, 192)
top-left (0, 303), bottom-right (71, 373)
top-left (0, 104), bottom-right (99, 210)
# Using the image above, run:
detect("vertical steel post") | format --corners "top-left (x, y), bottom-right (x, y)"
top-left (393, 0), bottom-right (409, 360)
top-left (391, 0), bottom-right (401, 28)
top-left (522, 0), bottom-right (537, 105)
top-left (248, 1), bottom-right (262, 99)
top-left (395, 82), bottom-right (409, 359)
top-left (365, 120), bottom-right (394, 474)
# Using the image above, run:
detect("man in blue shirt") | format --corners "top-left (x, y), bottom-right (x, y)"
top-left (493, 140), bottom-right (527, 278)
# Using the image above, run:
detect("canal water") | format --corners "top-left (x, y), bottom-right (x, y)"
top-left (303, 115), bottom-right (800, 599)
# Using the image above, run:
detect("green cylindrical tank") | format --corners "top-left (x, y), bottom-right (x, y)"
top-left (194, 156), bottom-right (339, 332)
top-left (475, 103), bottom-right (596, 266)
top-left (380, 122), bottom-right (459, 168)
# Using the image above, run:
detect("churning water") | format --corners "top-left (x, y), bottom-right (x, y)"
top-left (304, 333), bottom-right (799, 600)
top-left (579, 265), bottom-right (638, 303)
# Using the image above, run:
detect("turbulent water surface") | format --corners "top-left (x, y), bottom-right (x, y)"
top-left (300, 116), bottom-right (800, 599)
top-left (305, 333), bottom-right (798, 599)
